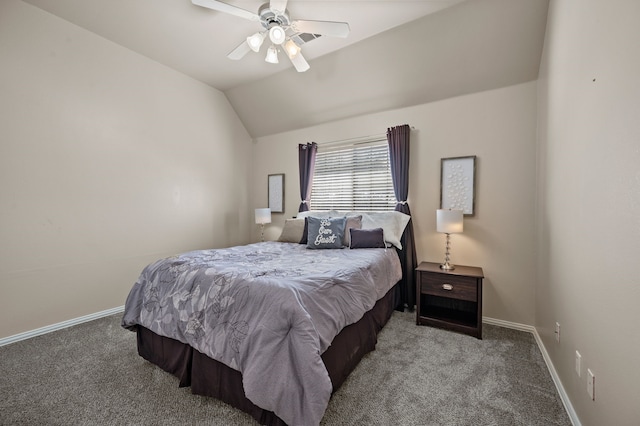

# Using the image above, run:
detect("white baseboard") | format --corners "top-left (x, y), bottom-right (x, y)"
top-left (483, 317), bottom-right (581, 426)
top-left (0, 305), bottom-right (125, 347)
top-left (483, 316), bottom-right (537, 333)
top-left (531, 327), bottom-right (582, 426)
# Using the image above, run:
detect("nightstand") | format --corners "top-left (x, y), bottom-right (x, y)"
top-left (416, 261), bottom-right (484, 339)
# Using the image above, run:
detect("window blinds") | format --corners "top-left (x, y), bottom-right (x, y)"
top-left (310, 139), bottom-right (396, 211)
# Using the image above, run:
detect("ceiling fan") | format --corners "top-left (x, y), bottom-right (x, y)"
top-left (191, 0), bottom-right (350, 72)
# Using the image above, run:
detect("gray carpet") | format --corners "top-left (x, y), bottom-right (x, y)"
top-left (0, 311), bottom-right (571, 425)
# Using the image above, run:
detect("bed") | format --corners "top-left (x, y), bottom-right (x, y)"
top-left (122, 212), bottom-right (410, 425)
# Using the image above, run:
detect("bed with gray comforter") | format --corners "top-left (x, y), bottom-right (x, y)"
top-left (122, 241), bottom-right (402, 426)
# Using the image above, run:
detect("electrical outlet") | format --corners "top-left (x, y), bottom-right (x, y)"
top-left (555, 322), bottom-right (560, 343)
top-left (575, 351), bottom-right (582, 377)
top-left (587, 369), bottom-right (595, 400)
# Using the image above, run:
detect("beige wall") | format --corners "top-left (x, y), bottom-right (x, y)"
top-left (7, 0), bottom-right (638, 422)
top-left (253, 82), bottom-right (538, 325)
top-left (0, 0), bottom-right (253, 339)
top-left (536, 0), bottom-right (640, 424)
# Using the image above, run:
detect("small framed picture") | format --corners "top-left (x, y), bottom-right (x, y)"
top-left (268, 174), bottom-right (284, 213)
top-left (440, 156), bottom-right (476, 216)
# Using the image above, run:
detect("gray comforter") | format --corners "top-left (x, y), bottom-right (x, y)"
top-left (122, 242), bottom-right (402, 426)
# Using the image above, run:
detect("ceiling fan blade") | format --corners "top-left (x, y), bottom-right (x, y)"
top-left (191, 0), bottom-right (260, 22)
top-left (227, 40), bottom-right (252, 60)
top-left (269, 0), bottom-right (288, 15)
top-left (289, 51), bottom-right (310, 72)
top-left (292, 20), bottom-right (350, 38)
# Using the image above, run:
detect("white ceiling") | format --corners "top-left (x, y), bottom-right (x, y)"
top-left (23, 0), bottom-right (466, 90)
top-left (22, 0), bottom-right (549, 138)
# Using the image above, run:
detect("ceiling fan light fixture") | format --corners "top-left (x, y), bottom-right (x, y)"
top-left (268, 25), bottom-right (286, 45)
top-left (247, 32), bottom-right (265, 52)
top-left (265, 45), bottom-right (279, 64)
top-left (192, 0), bottom-right (350, 73)
top-left (284, 39), bottom-right (301, 58)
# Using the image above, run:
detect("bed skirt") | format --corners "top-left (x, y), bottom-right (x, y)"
top-left (136, 283), bottom-right (399, 425)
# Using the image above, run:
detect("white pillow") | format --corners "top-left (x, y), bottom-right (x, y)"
top-left (357, 211), bottom-right (410, 249)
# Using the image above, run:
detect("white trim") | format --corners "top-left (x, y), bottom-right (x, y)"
top-left (483, 317), bottom-right (581, 426)
top-left (483, 316), bottom-right (536, 333)
top-left (531, 326), bottom-right (582, 426)
top-left (0, 306), bottom-right (125, 347)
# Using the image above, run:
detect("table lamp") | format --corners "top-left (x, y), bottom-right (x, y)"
top-left (255, 208), bottom-right (271, 242)
top-left (436, 209), bottom-right (463, 270)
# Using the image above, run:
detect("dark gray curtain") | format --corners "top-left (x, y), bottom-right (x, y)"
top-left (298, 142), bottom-right (318, 212)
top-left (387, 124), bottom-right (417, 311)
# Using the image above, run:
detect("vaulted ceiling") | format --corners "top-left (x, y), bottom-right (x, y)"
top-left (22, 0), bottom-right (549, 138)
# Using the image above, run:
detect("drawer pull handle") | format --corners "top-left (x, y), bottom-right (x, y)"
top-left (442, 283), bottom-right (453, 291)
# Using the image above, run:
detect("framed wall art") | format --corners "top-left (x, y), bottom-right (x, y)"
top-left (268, 173), bottom-right (284, 213)
top-left (440, 156), bottom-right (476, 216)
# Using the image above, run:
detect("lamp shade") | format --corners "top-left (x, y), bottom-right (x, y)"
top-left (247, 32), bottom-right (265, 52)
top-left (268, 25), bottom-right (286, 45)
top-left (284, 39), bottom-right (301, 58)
top-left (436, 209), bottom-right (463, 233)
top-left (265, 45), bottom-right (279, 64)
top-left (255, 208), bottom-right (272, 225)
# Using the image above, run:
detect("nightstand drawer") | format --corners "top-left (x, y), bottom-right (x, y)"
top-left (420, 274), bottom-right (477, 302)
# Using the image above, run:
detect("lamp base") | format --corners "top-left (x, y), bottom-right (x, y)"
top-left (440, 262), bottom-right (455, 271)
top-left (440, 233), bottom-right (455, 270)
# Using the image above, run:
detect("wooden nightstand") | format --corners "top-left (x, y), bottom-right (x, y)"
top-left (416, 261), bottom-right (484, 339)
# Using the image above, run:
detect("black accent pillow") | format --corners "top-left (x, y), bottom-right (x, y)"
top-left (349, 228), bottom-right (386, 249)
top-left (299, 217), bottom-right (309, 244)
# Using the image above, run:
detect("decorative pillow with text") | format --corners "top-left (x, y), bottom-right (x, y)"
top-left (306, 216), bottom-right (346, 249)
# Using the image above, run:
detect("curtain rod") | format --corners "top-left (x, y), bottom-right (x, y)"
top-left (316, 126), bottom-right (415, 148)
top-left (317, 133), bottom-right (386, 147)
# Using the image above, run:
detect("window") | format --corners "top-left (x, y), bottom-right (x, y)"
top-left (310, 139), bottom-right (395, 211)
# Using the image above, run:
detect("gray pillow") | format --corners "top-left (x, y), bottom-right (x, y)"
top-left (306, 216), bottom-right (346, 249)
top-left (277, 218), bottom-right (306, 243)
top-left (342, 215), bottom-right (362, 247)
top-left (349, 228), bottom-right (386, 249)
